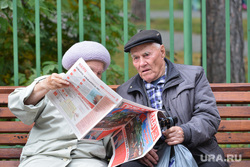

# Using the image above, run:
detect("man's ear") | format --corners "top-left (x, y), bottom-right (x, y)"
top-left (160, 45), bottom-right (165, 58)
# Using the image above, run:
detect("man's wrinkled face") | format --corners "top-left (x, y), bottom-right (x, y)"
top-left (130, 43), bottom-right (166, 83)
top-left (86, 60), bottom-right (105, 79)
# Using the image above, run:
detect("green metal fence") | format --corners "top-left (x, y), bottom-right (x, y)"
top-left (11, 0), bottom-right (250, 85)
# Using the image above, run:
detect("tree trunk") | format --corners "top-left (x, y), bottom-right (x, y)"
top-left (131, 0), bottom-right (146, 22)
top-left (206, 0), bottom-right (245, 83)
top-left (230, 0), bottom-right (245, 83)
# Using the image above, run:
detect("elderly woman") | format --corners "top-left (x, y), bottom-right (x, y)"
top-left (8, 41), bottom-right (112, 167)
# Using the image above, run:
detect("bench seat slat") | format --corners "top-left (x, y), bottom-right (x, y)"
top-left (0, 122), bottom-right (33, 133)
top-left (216, 133), bottom-right (250, 144)
top-left (218, 120), bottom-right (250, 132)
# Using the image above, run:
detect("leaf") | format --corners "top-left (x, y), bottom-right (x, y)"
top-left (27, 0), bottom-right (35, 7)
top-left (42, 61), bottom-right (58, 74)
top-left (7, 0), bottom-right (13, 10)
top-left (0, 0), bottom-right (8, 9)
top-left (0, 17), bottom-right (8, 33)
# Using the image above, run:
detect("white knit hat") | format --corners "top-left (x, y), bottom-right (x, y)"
top-left (62, 41), bottom-right (111, 71)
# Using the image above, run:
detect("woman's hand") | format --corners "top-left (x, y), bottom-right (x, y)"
top-left (24, 73), bottom-right (69, 105)
top-left (43, 73), bottom-right (69, 91)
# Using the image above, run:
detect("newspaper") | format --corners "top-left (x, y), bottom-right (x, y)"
top-left (47, 58), bottom-right (166, 167)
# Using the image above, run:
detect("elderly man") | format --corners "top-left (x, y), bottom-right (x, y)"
top-left (8, 41), bottom-right (112, 167)
top-left (117, 30), bottom-right (228, 167)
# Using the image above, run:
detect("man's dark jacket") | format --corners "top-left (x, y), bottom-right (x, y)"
top-left (116, 58), bottom-right (227, 167)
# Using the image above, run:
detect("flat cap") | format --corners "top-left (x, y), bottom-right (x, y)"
top-left (124, 29), bottom-right (162, 52)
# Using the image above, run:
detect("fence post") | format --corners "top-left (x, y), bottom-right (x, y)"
top-left (123, 0), bottom-right (129, 82)
top-left (79, 0), bottom-right (84, 42)
top-left (201, 0), bottom-right (207, 75)
top-left (169, 0), bottom-right (175, 62)
top-left (225, 0), bottom-right (231, 83)
top-left (13, 0), bottom-right (19, 86)
top-left (57, 0), bottom-right (62, 73)
top-left (35, 0), bottom-right (41, 77)
top-left (146, 0), bottom-right (150, 30)
top-left (247, 0), bottom-right (250, 83)
top-left (101, 0), bottom-right (107, 82)
top-left (183, 0), bottom-right (192, 65)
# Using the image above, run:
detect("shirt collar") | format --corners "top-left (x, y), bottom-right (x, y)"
top-left (143, 63), bottom-right (167, 86)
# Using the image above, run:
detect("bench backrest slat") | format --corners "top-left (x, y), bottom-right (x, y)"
top-left (213, 92), bottom-right (250, 104)
top-left (222, 148), bottom-right (250, 159)
top-left (0, 86), bottom-right (24, 94)
top-left (0, 122), bottom-right (33, 133)
top-left (0, 94), bottom-right (9, 105)
top-left (0, 107), bottom-right (16, 118)
top-left (218, 120), bottom-right (250, 132)
top-left (215, 133), bottom-right (250, 144)
top-left (210, 83), bottom-right (250, 91)
top-left (218, 106), bottom-right (250, 118)
top-left (0, 134), bottom-right (28, 145)
top-left (0, 148), bottom-right (22, 159)
top-left (0, 161), bottom-right (20, 166)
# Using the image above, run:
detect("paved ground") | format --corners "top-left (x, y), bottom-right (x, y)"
top-left (151, 10), bottom-right (248, 56)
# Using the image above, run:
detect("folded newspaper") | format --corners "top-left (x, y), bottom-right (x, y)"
top-left (47, 58), bottom-right (166, 167)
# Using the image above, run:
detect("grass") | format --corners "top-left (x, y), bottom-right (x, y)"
top-left (114, 0), bottom-right (183, 11)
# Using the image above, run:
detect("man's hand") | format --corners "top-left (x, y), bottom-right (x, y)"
top-left (139, 149), bottom-right (159, 167)
top-left (162, 126), bottom-right (184, 145)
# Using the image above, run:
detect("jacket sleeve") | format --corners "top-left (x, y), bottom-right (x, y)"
top-left (8, 76), bottom-right (49, 125)
top-left (179, 68), bottom-right (221, 149)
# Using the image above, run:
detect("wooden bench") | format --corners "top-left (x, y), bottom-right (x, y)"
top-left (0, 83), bottom-right (250, 167)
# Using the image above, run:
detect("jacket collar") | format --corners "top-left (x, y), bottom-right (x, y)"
top-left (127, 58), bottom-right (184, 94)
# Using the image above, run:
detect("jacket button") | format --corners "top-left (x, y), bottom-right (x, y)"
top-left (130, 86), bottom-right (132, 88)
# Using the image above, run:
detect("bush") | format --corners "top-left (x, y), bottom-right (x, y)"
top-left (0, 0), bottom-right (137, 85)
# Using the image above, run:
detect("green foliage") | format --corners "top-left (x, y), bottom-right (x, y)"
top-left (10, 61), bottom-right (58, 86)
top-left (106, 61), bottom-right (124, 85)
top-left (0, 0), bottom-right (137, 86)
